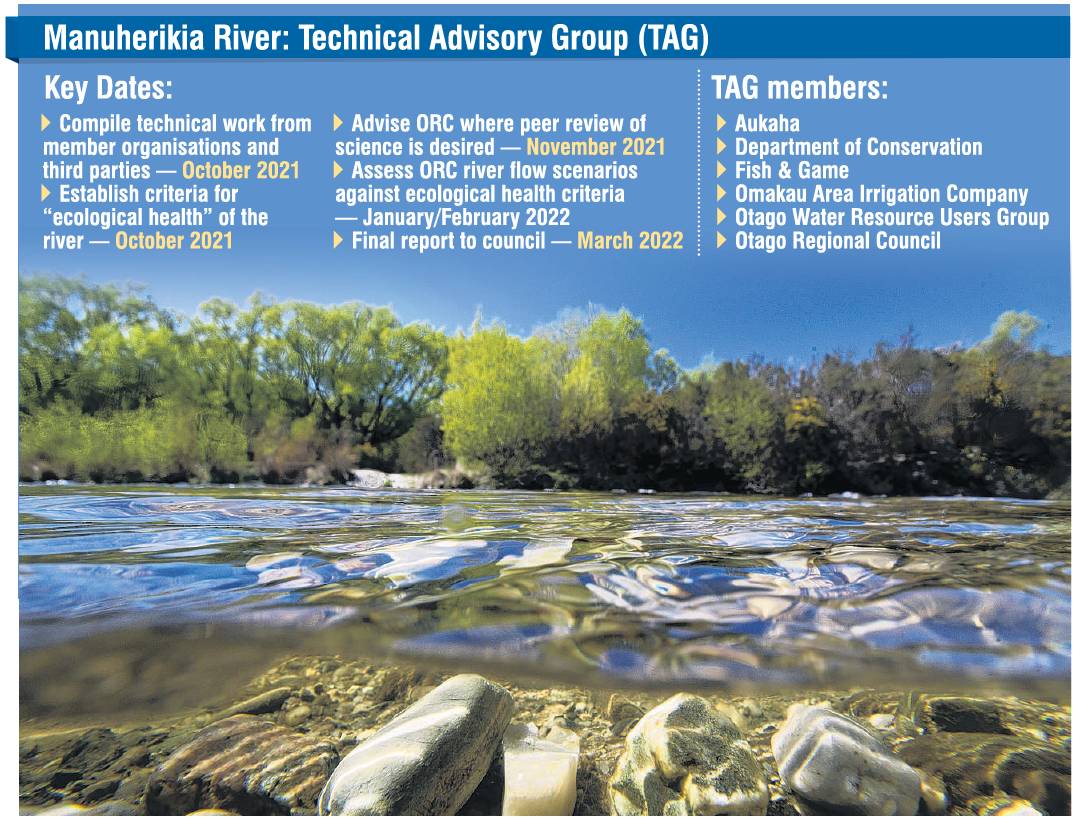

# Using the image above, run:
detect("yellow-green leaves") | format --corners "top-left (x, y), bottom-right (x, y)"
top-left (442, 324), bottom-right (558, 472)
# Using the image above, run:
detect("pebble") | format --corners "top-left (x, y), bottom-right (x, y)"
top-left (917, 768), bottom-right (950, 815)
top-left (502, 722), bottom-right (580, 816)
top-left (771, 704), bottom-right (921, 816)
top-left (317, 674), bottom-right (513, 815)
top-left (39, 803), bottom-right (140, 815)
top-left (900, 693), bottom-right (1011, 735)
top-left (738, 698), bottom-right (763, 718)
top-left (609, 693), bottom-right (769, 815)
top-left (217, 687), bottom-right (291, 719)
top-left (868, 713), bottom-right (895, 730)
top-left (606, 694), bottom-right (644, 722)
top-left (284, 705), bottom-right (312, 727)
top-left (969, 796), bottom-right (1046, 816)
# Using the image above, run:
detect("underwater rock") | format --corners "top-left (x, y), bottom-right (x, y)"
top-left (502, 723), bottom-right (580, 816)
top-left (735, 699), bottom-right (763, 720)
top-left (771, 704), bottom-right (921, 816)
top-left (969, 796), bottom-right (1046, 815)
top-left (317, 674), bottom-right (513, 815)
top-left (217, 687), bottom-right (292, 719)
top-left (283, 704), bottom-right (312, 727)
top-left (365, 667), bottom-right (426, 704)
top-left (20, 725), bottom-right (168, 812)
top-left (609, 693), bottom-right (768, 816)
top-left (868, 713), bottom-right (896, 731)
top-left (898, 693), bottom-right (1011, 735)
top-left (896, 732), bottom-right (1070, 816)
top-left (607, 694), bottom-right (646, 738)
top-left (144, 715), bottom-right (337, 815)
top-left (916, 768), bottom-right (950, 815)
top-left (38, 803), bottom-right (140, 815)
top-left (839, 689), bottom-right (904, 718)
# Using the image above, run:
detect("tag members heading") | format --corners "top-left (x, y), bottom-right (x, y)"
top-left (43, 22), bottom-right (711, 57)
top-left (711, 74), bottom-right (888, 101)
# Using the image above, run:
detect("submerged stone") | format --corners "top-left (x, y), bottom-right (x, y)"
top-left (896, 732), bottom-right (1070, 815)
top-left (609, 693), bottom-right (769, 816)
top-left (502, 723), bottom-right (580, 816)
top-left (771, 704), bottom-right (921, 816)
top-left (969, 796), bottom-right (1046, 815)
top-left (217, 687), bottom-right (292, 719)
top-left (144, 715), bottom-right (337, 815)
top-left (606, 694), bottom-right (645, 722)
top-left (898, 693), bottom-right (1012, 735)
top-left (317, 674), bottom-right (513, 815)
top-left (38, 803), bottom-right (140, 815)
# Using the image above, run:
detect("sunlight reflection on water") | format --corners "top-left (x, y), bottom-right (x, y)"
top-left (18, 485), bottom-right (1070, 692)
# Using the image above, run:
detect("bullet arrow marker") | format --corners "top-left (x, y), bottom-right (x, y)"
top-left (716, 185), bottom-right (726, 202)
top-left (716, 209), bottom-right (726, 225)
top-left (716, 160), bottom-right (726, 176)
top-left (333, 160), bottom-right (343, 179)
top-left (40, 184), bottom-right (50, 201)
top-left (333, 231), bottom-right (343, 249)
top-left (716, 137), bottom-right (726, 153)
top-left (716, 233), bottom-right (727, 248)
top-left (716, 113), bottom-right (726, 130)
top-left (332, 113), bottom-right (343, 131)
top-left (40, 114), bottom-right (51, 131)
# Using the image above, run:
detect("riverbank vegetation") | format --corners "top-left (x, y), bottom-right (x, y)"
top-left (19, 275), bottom-right (1070, 497)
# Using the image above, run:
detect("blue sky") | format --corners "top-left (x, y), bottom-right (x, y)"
top-left (19, 55), bottom-right (1069, 367)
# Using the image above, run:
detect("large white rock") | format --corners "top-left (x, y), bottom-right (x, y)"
top-left (771, 704), bottom-right (921, 816)
top-left (502, 723), bottom-right (580, 816)
top-left (609, 693), bottom-right (769, 815)
top-left (350, 469), bottom-right (389, 489)
top-left (317, 674), bottom-right (513, 815)
top-left (386, 473), bottom-right (423, 489)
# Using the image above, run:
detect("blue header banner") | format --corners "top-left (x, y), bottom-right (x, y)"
top-left (5, 13), bottom-right (1071, 61)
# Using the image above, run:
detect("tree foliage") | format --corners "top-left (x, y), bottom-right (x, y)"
top-left (19, 277), bottom-right (445, 483)
top-left (18, 276), bottom-right (1071, 497)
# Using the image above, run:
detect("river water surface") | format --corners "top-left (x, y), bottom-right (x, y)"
top-left (19, 485), bottom-right (1071, 726)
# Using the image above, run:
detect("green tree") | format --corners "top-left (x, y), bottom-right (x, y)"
top-left (19, 276), bottom-right (168, 413)
top-left (559, 310), bottom-right (651, 434)
top-left (265, 301), bottom-right (447, 445)
top-left (442, 322), bottom-right (558, 480)
top-left (190, 295), bottom-right (280, 438)
top-left (698, 361), bottom-right (785, 491)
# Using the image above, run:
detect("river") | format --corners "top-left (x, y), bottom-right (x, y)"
top-left (17, 485), bottom-right (1072, 814)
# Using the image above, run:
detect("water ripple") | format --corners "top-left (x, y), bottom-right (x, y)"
top-left (17, 485), bottom-right (1071, 690)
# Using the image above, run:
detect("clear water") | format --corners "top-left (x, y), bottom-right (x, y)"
top-left (19, 485), bottom-right (1071, 722)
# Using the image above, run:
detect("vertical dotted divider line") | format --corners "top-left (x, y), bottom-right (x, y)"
top-left (696, 68), bottom-right (701, 257)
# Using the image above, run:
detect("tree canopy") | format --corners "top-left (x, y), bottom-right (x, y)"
top-left (19, 275), bottom-right (1070, 498)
